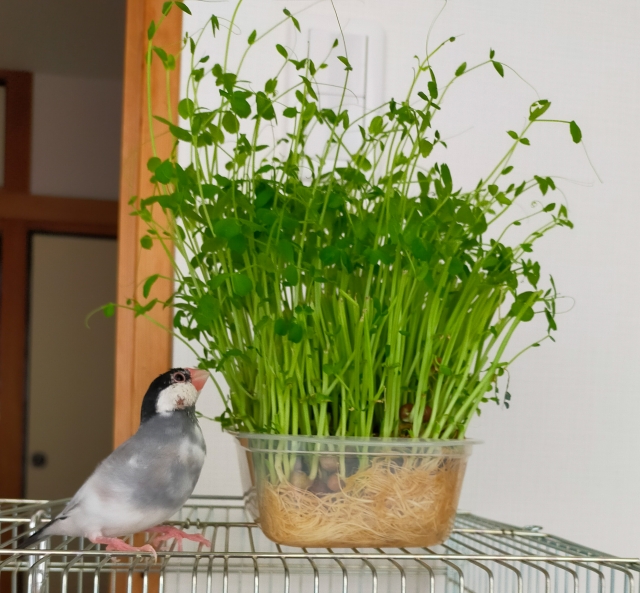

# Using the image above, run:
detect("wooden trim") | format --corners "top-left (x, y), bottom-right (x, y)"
top-left (114, 0), bottom-right (181, 447)
top-left (0, 212), bottom-right (116, 499)
top-left (0, 224), bottom-right (29, 497)
top-left (0, 67), bottom-right (118, 499)
top-left (0, 70), bottom-right (32, 193)
top-left (0, 192), bottom-right (118, 231)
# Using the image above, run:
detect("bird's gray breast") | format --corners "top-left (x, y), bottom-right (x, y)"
top-left (102, 410), bottom-right (206, 512)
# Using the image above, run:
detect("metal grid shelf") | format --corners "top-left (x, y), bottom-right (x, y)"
top-left (1, 496), bottom-right (638, 592)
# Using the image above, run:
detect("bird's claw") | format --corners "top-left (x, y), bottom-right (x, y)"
top-left (91, 537), bottom-right (158, 562)
top-left (145, 525), bottom-right (211, 552)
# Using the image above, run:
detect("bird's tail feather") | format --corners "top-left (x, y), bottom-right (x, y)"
top-left (19, 519), bottom-right (58, 549)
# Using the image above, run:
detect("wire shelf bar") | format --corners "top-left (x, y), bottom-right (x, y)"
top-left (1, 496), bottom-right (638, 593)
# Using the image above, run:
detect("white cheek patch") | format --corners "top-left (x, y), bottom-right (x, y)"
top-left (156, 383), bottom-right (199, 415)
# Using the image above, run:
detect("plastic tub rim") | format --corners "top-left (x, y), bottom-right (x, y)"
top-left (228, 430), bottom-right (481, 456)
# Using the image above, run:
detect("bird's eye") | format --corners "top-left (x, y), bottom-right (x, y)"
top-left (173, 372), bottom-right (186, 383)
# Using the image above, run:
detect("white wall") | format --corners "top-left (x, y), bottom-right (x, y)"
top-left (175, 0), bottom-right (640, 558)
top-left (31, 73), bottom-right (122, 200)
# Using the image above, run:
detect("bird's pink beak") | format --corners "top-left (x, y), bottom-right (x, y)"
top-left (188, 368), bottom-right (209, 392)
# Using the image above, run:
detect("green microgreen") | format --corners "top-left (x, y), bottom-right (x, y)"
top-left (124, 1), bottom-right (583, 440)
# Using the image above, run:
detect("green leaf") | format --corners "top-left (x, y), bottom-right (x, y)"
top-left (543, 202), bottom-right (556, 212)
top-left (228, 234), bottom-right (247, 254)
top-left (300, 76), bottom-right (318, 100)
top-left (283, 8), bottom-right (301, 32)
top-left (208, 124), bottom-right (225, 144)
top-left (501, 165), bottom-right (513, 175)
top-left (153, 47), bottom-right (168, 63)
top-left (147, 156), bottom-right (161, 172)
top-left (489, 48), bottom-right (496, 59)
top-left (143, 274), bottom-right (160, 298)
top-left (277, 240), bottom-right (295, 263)
top-left (529, 99), bottom-right (551, 121)
top-left (492, 60), bottom-right (504, 77)
top-left (162, 2), bottom-right (172, 16)
top-left (102, 303), bottom-right (115, 318)
top-left (265, 78), bottom-right (277, 95)
top-left (427, 80), bottom-right (438, 99)
top-left (282, 265), bottom-right (299, 286)
top-left (337, 56), bottom-right (353, 71)
top-left (175, 2), bottom-right (192, 14)
top-left (229, 93), bottom-right (251, 118)
top-left (288, 322), bottom-right (304, 343)
top-left (519, 137), bottom-right (530, 145)
top-left (147, 20), bottom-right (156, 40)
top-left (495, 193), bottom-right (512, 206)
top-left (169, 123), bottom-right (192, 142)
top-left (211, 15), bottom-right (220, 35)
top-left (201, 237), bottom-right (225, 254)
top-left (255, 182), bottom-right (275, 207)
top-left (455, 62), bottom-right (467, 76)
top-left (134, 298), bottom-right (158, 317)
top-left (507, 130), bottom-right (519, 140)
top-left (140, 235), bottom-right (153, 250)
top-left (509, 291), bottom-right (536, 321)
top-left (255, 92), bottom-right (276, 120)
top-left (222, 111), bottom-right (239, 133)
top-left (323, 363), bottom-right (338, 375)
top-left (194, 295), bottom-right (221, 326)
top-left (276, 44), bottom-right (288, 59)
top-left (232, 273), bottom-right (253, 297)
top-left (178, 98), bottom-right (195, 120)
top-left (248, 29), bottom-right (257, 45)
top-left (569, 120), bottom-right (582, 143)
top-left (274, 318), bottom-right (290, 336)
top-left (369, 115), bottom-right (383, 135)
top-left (214, 218), bottom-right (242, 239)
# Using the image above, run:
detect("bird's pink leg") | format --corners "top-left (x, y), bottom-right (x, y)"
top-left (90, 537), bottom-right (157, 562)
top-left (144, 525), bottom-right (211, 552)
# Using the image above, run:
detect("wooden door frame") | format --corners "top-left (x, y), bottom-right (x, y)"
top-left (114, 0), bottom-right (181, 447)
top-left (0, 0), bottom-right (182, 498)
top-left (0, 72), bottom-right (119, 499)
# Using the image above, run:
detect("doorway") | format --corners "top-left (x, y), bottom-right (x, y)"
top-left (24, 233), bottom-right (117, 500)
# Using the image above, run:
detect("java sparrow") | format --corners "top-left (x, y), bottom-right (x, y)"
top-left (21, 368), bottom-right (211, 556)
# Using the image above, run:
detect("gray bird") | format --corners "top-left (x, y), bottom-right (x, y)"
top-left (22, 367), bottom-right (211, 556)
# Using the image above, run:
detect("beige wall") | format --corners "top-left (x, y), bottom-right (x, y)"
top-left (30, 74), bottom-right (122, 200)
top-left (25, 234), bottom-right (117, 500)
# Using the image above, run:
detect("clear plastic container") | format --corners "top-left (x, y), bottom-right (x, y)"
top-left (232, 432), bottom-right (477, 548)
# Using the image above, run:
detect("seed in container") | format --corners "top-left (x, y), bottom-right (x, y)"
top-left (319, 455), bottom-right (340, 473)
top-left (289, 470), bottom-right (312, 490)
top-left (308, 477), bottom-right (331, 495)
top-left (327, 473), bottom-right (345, 492)
top-left (399, 403), bottom-right (432, 424)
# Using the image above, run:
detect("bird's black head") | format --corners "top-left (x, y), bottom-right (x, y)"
top-left (140, 367), bottom-right (209, 424)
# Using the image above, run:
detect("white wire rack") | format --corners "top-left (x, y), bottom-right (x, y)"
top-left (1, 495), bottom-right (638, 593)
